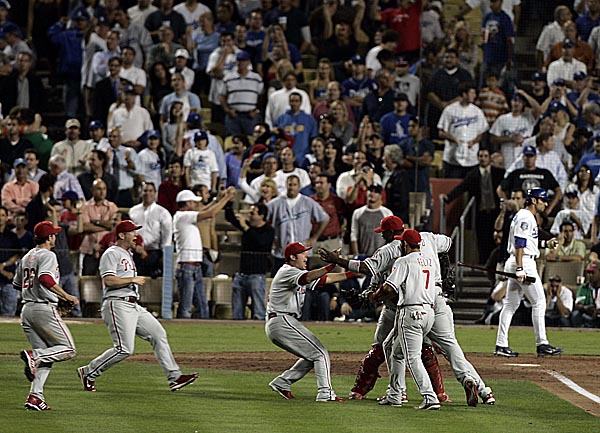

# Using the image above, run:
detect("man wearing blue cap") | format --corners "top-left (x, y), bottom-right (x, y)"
top-left (342, 55), bottom-right (376, 121)
top-left (498, 144), bottom-right (563, 216)
top-left (87, 120), bottom-right (109, 151)
top-left (490, 89), bottom-right (540, 169)
top-left (546, 38), bottom-right (587, 89)
top-left (220, 50), bottom-right (264, 136)
top-left (567, 70), bottom-right (600, 128)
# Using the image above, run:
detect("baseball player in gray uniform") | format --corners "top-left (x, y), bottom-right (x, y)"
top-left (495, 188), bottom-right (563, 357)
top-left (381, 231), bottom-right (495, 407)
top-left (16, 221), bottom-right (80, 411)
top-left (318, 216), bottom-right (450, 403)
top-left (77, 220), bottom-right (198, 392)
top-left (266, 241), bottom-right (357, 402)
top-left (378, 230), bottom-right (440, 410)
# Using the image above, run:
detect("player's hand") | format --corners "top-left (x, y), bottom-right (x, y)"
top-left (132, 276), bottom-right (146, 286)
top-left (515, 267), bottom-right (526, 283)
top-left (66, 294), bottom-right (80, 306)
top-left (318, 248), bottom-right (337, 263)
top-left (341, 302), bottom-right (353, 315)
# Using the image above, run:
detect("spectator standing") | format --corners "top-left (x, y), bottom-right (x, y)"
top-left (93, 56), bottom-right (122, 125)
top-left (51, 119), bottom-right (94, 177)
top-left (350, 184), bottom-right (392, 256)
top-left (378, 0), bottom-right (422, 62)
top-left (343, 55), bottom-right (377, 122)
top-left (108, 85), bottom-right (153, 148)
top-left (536, 5), bottom-right (572, 69)
top-left (311, 174), bottom-right (345, 262)
top-left (382, 145), bottom-right (409, 224)
top-left (546, 39), bottom-right (587, 89)
top-left (129, 182), bottom-right (172, 277)
top-left (48, 155), bottom-right (85, 202)
top-left (365, 29), bottom-right (399, 78)
top-left (481, 0), bottom-right (515, 81)
top-left (275, 146), bottom-right (311, 191)
top-left (206, 31), bottom-right (239, 125)
top-left (380, 93), bottom-right (411, 147)
top-left (190, 12), bottom-right (220, 96)
top-left (0, 205), bottom-right (20, 316)
top-left (266, 72), bottom-right (311, 127)
top-left (173, 188), bottom-right (236, 318)
top-left (546, 21), bottom-right (594, 70)
top-left (401, 117), bottom-right (434, 209)
top-left (120, 46), bottom-right (148, 103)
top-left (158, 156), bottom-right (186, 215)
top-left (438, 82), bottom-right (489, 179)
top-left (1, 159), bottom-right (38, 216)
top-left (25, 174), bottom-right (57, 233)
top-left (146, 26), bottom-right (186, 68)
top-left (550, 189), bottom-right (592, 240)
top-left (220, 50), bottom-right (264, 136)
top-left (128, 0), bottom-right (158, 26)
top-left (137, 130), bottom-right (164, 187)
top-left (87, 120), bottom-right (110, 152)
top-left (267, 175), bottom-right (330, 273)
top-left (159, 73), bottom-right (201, 128)
top-left (169, 49), bottom-right (195, 91)
top-left (226, 203), bottom-right (275, 320)
top-left (184, 130), bottom-right (219, 192)
top-left (0, 52), bottom-right (45, 117)
top-left (576, 0), bottom-right (600, 42)
top-left (145, 0), bottom-right (187, 43)
top-left (275, 93), bottom-right (318, 167)
top-left (442, 148), bottom-right (505, 263)
top-left (544, 275), bottom-right (573, 327)
top-left (113, 8), bottom-right (153, 69)
top-left (21, 149), bottom-right (46, 183)
top-left (224, 135), bottom-right (248, 188)
top-left (79, 179), bottom-right (119, 275)
top-left (426, 49), bottom-right (473, 139)
top-left (362, 69), bottom-right (395, 122)
top-left (106, 128), bottom-right (139, 208)
top-left (0, 116), bottom-right (33, 173)
top-left (77, 149), bottom-right (118, 202)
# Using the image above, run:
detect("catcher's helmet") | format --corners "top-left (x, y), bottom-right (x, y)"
top-left (526, 187), bottom-right (548, 204)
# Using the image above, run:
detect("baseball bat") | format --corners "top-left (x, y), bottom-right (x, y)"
top-left (457, 262), bottom-right (536, 283)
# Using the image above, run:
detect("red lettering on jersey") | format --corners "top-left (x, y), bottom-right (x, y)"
top-left (121, 258), bottom-right (132, 272)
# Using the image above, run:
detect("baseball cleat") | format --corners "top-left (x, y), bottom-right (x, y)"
top-left (20, 350), bottom-right (36, 382)
top-left (318, 396), bottom-right (345, 402)
top-left (438, 392), bottom-right (452, 403)
top-left (78, 367), bottom-right (97, 392)
top-left (463, 378), bottom-right (478, 407)
top-left (348, 391), bottom-right (366, 400)
top-left (416, 400), bottom-right (441, 410)
top-left (494, 345), bottom-right (519, 357)
top-left (269, 382), bottom-right (295, 400)
top-left (401, 391), bottom-right (408, 403)
top-left (170, 373), bottom-right (199, 391)
top-left (24, 394), bottom-right (51, 411)
top-left (536, 344), bottom-right (563, 357)
top-left (378, 396), bottom-right (402, 407)
top-left (482, 392), bottom-right (496, 405)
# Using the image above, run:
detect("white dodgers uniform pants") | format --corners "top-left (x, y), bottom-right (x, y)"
top-left (496, 256), bottom-right (548, 347)
top-left (265, 315), bottom-right (336, 401)
top-left (84, 299), bottom-right (181, 382)
top-left (387, 305), bottom-right (437, 404)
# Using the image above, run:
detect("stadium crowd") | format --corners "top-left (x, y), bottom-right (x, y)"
top-left (0, 0), bottom-right (599, 326)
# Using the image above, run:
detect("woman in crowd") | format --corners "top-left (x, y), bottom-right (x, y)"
top-left (309, 58), bottom-right (334, 106)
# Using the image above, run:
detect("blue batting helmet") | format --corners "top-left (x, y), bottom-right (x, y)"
top-left (526, 188), bottom-right (548, 204)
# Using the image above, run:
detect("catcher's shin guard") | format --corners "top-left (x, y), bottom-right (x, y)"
top-left (350, 344), bottom-right (385, 397)
top-left (422, 343), bottom-right (446, 398)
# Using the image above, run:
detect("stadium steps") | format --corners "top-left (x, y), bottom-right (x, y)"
top-left (452, 269), bottom-right (490, 324)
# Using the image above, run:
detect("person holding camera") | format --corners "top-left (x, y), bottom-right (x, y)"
top-left (572, 260), bottom-right (600, 328)
top-left (544, 275), bottom-right (573, 327)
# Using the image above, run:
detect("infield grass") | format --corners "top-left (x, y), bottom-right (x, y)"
top-left (0, 321), bottom-right (598, 433)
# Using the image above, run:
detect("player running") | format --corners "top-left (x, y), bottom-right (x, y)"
top-left (266, 242), bottom-right (357, 402)
top-left (16, 221), bottom-right (80, 411)
top-left (495, 188), bottom-right (563, 357)
top-left (77, 220), bottom-right (198, 392)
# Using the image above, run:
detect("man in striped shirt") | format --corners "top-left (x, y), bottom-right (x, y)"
top-left (220, 50), bottom-right (264, 136)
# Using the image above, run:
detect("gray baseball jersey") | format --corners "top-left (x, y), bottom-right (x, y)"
top-left (99, 245), bottom-right (138, 299)
top-left (267, 264), bottom-right (319, 318)
top-left (385, 251), bottom-right (437, 306)
top-left (14, 248), bottom-right (61, 304)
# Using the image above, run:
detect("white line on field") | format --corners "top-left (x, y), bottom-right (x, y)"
top-left (546, 370), bottom-right (600, 404)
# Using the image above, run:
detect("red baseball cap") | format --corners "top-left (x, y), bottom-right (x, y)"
top-left (374, 216), bottom-right (405, 233)
top-left (394, 229), bottom-right (421, 246)
top-left (284, 242), bottom-right (312, 260)
top-left (116, 220), bottom-right (142, 235)
top-left (586, 260), bottom-right (599, 272)
top-left (34, 221), bottom-right (62, 238)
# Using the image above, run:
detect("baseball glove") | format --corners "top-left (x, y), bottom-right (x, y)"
top-left (56, 299), bottom-right (75, 317)
top-left (340, 288), bottom-right (367, 309)
top-left (442, 266), bottom-right (456, 296)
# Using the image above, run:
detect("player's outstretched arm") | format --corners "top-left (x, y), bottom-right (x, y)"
top-left (318, 248), bottom-right (371, 274)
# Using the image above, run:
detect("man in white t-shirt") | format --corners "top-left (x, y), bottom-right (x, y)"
top-left (183, 130), bottom-right (219, 192)
top-left (119, 46), bottom-right (146, 105)
top-left (173, 188), bottom-right (236, 318)
top-left (365, 29), bottom-right (399, 78)
top-left (438, 81), bottom-right (488, 179)
top-left (265, 72), bottom-right (311, 127)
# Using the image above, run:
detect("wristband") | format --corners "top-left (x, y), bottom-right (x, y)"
top-left (540, 240), bottom-right (547, 249)
top-left (317, 275), bottom-right (328, 287)
top-left (325, 263), bottom-right (336, 272)
top-left (345, 271), bottom-right (357, 279)
top-left (516, 267), bottom-right (523, 271)
top-left (348, 259), bottom-right (361, 273)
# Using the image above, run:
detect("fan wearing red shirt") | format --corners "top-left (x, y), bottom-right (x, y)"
top-left (378, 0), bottom-right (422, 62)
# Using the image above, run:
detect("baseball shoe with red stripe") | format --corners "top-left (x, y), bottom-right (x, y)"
top-left (170, 373), bottom-right (199, 391)
top-left (24, 395), bottom-right (51, 411)
top-left (378, 396), bottom-right (402, 407)
top-left (416, 400), bottom-right (441, 410)
top-left (463, 378), bottom-right (478, 407)
top-left (78, 367), bottom-right (96, 392)
top-left (20, 350), bottom-right (36, 382)
top-left (269, 382), bottom-right (295, 400)
top-left (482, 392), bottom-right (496, 405)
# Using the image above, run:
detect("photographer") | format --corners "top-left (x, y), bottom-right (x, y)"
top-left (544, 275), bottom-right (573, 327)
top-left (572, 261), bottom-right (600, 328)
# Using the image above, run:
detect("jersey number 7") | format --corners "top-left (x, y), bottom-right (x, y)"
top-left (422, 270), bottom-right (430, 289)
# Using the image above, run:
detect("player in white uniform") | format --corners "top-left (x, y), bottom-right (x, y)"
top-left (77, 220), bottom-right (199, 392)
top-left (15, 222), bottom-right (80, 411)
top-left (318, 216), bottom-right (450, 403)
top-left (378, 231), bottom-right (495, 407)
top-left (377, 230), bottom-right (440, 410)
top-left (495, 188), bottom-right (564, 357)
top-left (266, 242), bottom-right (357, 402)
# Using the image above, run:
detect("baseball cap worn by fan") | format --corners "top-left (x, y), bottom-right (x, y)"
top-left (174, 48), bottom-right (189, 59)
top-left (284, 242), bottom-right (312, 260)
top-left (60, 190), bottom-right (79, 202)
top-left (574, 71), bottom-right (587, 80)
top-left (194, 130), bottom-right (208, 141)
top-left (523, 145), bottom-right (536, 156)
top-left (65, 118), bottom-right (80, 129)
top-left (374, 215), bottom-right (405, 232)
top-left (147, 129), bottom-right (160, 139)
top-left (562, 38), bottom-right (575, 48)
top-left (586, 260), bottom-right (599, 272)
top-left (350, 54), bottom-right (365, 65)
top-left (116, 220), bottom-right (142, 235)
top-left (176, 189), bottom-right (203, 203)
top-left (394, 229), bottom-right (421, 246)
top-left (236, 50), bottom-right (251, 61)
top-left (367, 183), bottom-right (383, 194)
top-left (13, 158), bottom-right (26, 167)
top-left (34, 221), bottom-right (62, 238)
top-left (89, 120), bottom-right (104, 130)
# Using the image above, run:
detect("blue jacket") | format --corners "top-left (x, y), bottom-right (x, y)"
top-left (48, 22), bottom-right (83, 80)
top-left (275, 110), bottom-right (318, 166)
